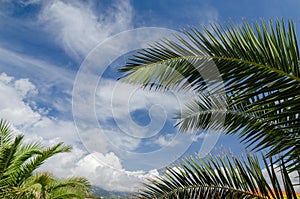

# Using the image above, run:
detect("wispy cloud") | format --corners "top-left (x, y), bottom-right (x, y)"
top-left (0, 47), bottom-right (75, 86)
top-left (39, 0), bottom-right (133, 61)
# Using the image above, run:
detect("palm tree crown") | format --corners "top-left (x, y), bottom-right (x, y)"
top-left (119, 19), bottom-right (300, 171)
top-left (0, 119), bottom-right (91, 198)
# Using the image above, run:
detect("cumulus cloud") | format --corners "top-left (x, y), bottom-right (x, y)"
top-left (39, 0), bottom-right (133, 60)
top-left (0, 72), bottom-right (76, 142)
top-left (71, 151), bottom-right (159, 192)
top-left (14, 78), bottom-right (38, 96)
top-left (0, 72), bottom-right (163, 192)
top-left (0, 73), bottom-right (41, 126)
top-left (40, 149), bottom-right (160, 192)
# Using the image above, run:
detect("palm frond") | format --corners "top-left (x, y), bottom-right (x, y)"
top-left (177, 94), bottom-right (300, 172)
top-left (47, 176), bottom-right (91, 191)
top-left (20, 172), bottom-right (91, 199)
top-left (135, 153), bottom-right (299, 199)
top-left (0, 135), bottom-right (24, 183)
top-left (48, 180), bottom-right (91, 199)
top-left (17, 142), bottom-right (71, 185)
top-left (119, 19), bottom-right (300, 171)
top-left (0, 119), bottom-right (91, 198)
top-left (0, 119), bottom-right (13, 145)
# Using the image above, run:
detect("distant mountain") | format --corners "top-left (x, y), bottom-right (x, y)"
top-left (89, 186), bottom-right (131, 199)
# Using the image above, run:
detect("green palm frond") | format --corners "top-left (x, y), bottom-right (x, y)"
top-left (49, 187), bottom-right (88, 199)
top-left (0, 119), bottom-right (89, 198)
top-left (0, 119), bottom-right (13, 145)
top-left (0, 135), bottom-right (23, 173)
top-left (135, 153), bottom-right (299, 199)
top-left (17, 142), bottom-right (71, 185)
top-left (120, 20), bottom-right (300, 91)
top-left (47, 176), bottom-right (91, 191)
top-left (177, 94), bottom-right (300, 171)
top-left (20, 172), bottom-right (91, 199)
top-left (119, 19), bottom-right (300, 171)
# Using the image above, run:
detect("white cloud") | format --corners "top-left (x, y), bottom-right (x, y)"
top-left (39, 0), bottom-right (133, 60)
top-left (95, 79), bottom-right (182, 138)
top-left (0, 72), bottom-right (77, 143)
top-left (14, 78), bottom-right (38, 96)
top-left (0, 73), bottom-right (41, 126)
top-left (155, 133), bottom-right (179, 147)
top-left (72, 152), bottom-right (159, 192)
top-left (0, 73), bottom-right (13, 83)
top-left (40, 149), bottom-right (159, 192)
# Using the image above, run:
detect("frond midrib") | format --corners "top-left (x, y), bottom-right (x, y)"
top-left (180, 108), bottom-right (284, 132)
top-left (125, 55), bottom-right (300, 83)
top-left (153, 184), bottom-right (267, 199)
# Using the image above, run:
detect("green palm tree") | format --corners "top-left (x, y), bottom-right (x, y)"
top-left (119, 19), bottom-right (300, 198)
top-left (18, 172), bottom-right (91, 199)
top-left (0, 119), bottom-right (91, 198)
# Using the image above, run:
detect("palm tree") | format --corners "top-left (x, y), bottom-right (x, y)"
top-left (119, 19), bottom-right (300, 198)
top-left (18, 172), bottom-right (91, 199)
top-left (0, 119), bottom-right (91, 198)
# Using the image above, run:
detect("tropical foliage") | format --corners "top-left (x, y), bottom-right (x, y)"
top-left (119, 19), bottom-right (300, 198)
top-left (0, 119), bottom-right (91, 198)
top-left (136, 154), bottom-right (299, 199)
top-left (16, 172), bottom-right (91, 199)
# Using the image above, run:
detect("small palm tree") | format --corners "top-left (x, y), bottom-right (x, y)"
top-left (18, 172), bottom-right (91, 199)
top-left (0, 119), bottom-right (91, 198)
top-left (119, 19), bottom-right (300, 198)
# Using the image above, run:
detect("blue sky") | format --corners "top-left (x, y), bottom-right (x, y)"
top-left (0, 0), bottom-right (300, 192)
